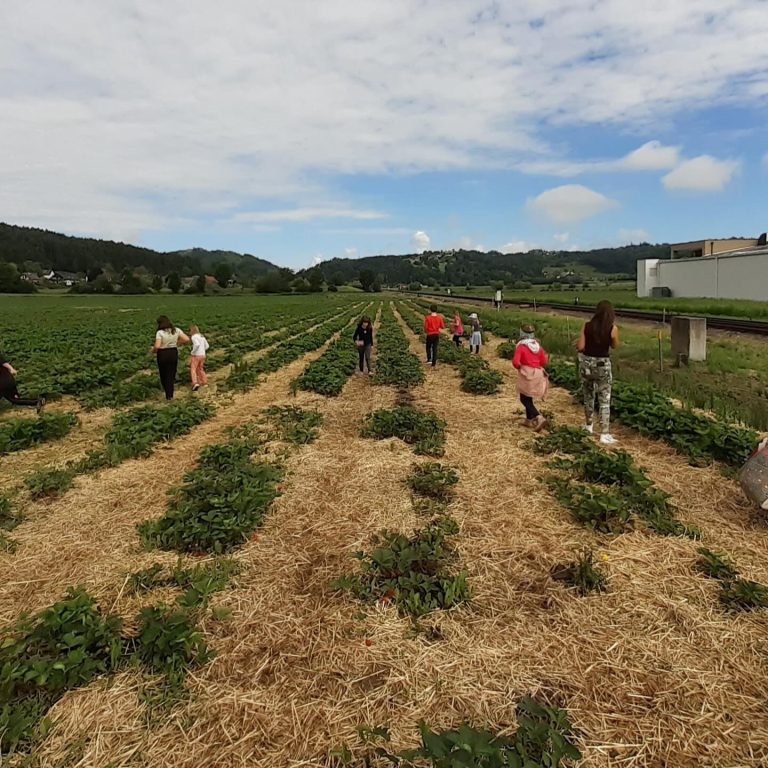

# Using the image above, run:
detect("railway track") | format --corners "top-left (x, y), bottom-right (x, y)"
top-left (403, 291), bottom-right (768, 336)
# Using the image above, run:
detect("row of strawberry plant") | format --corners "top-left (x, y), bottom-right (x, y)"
top-left (546, 360), bottom-right (756, 467)
top-left (362, 406), bottom-right (446, 457)
top-left (139, 406), bottom-right (322, 555)
top-left (535, 426), bottom-right (700, 538)
top-left (372, 304), bottom-right (424, 388)
top-left (397, 301), bottom-right (502, 394)
top-left (331, 696), bottom-right (581, 767)
top-left (293, 304), bottom-right (376, 396)
top-left (0, 412), bottom-right (78, 455)
top-left (224, 310), bottom-right (359, 391)
top-left (23, 399), bottom-right (214, 502)
top-left (0, 585), bottom-right (212, 753)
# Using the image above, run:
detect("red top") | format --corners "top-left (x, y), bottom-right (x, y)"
top-left (424, 314), bottom-right (445, 335)
top-left (512, 342), bottom-right (548, 369)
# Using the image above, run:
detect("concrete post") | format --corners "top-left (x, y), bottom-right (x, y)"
top-left (671, 316), bottom-right (707, 363)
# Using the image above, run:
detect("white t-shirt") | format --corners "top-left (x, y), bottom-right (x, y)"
top-left (155, 328), bottom-right (184, 349)
top-left (191, 333), bottom-right (209, 357)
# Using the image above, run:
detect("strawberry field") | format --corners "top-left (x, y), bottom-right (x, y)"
top-left (0, 293), bottom-right (767, 767)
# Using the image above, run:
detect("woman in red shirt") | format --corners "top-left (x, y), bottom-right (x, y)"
top-left (512, 324), bottom-right (549, 431)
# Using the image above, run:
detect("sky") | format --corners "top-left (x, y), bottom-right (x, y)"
top-left (2, 0), bottom-right (768, 269)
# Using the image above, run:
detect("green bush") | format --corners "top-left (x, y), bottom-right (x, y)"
top-left (407, 463), bottom-right (459, 500)
top-left (264, 405), bottom-right (323, 444)
top-left (362, 407), bottom-right (446, 457)
top-left (551, 550), bottom-right (607, 595)
top-left (24, 467), bottom-right (76, 500)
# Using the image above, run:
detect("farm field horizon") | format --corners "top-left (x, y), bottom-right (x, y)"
top-left (0, 292), bottom-right (767, 767)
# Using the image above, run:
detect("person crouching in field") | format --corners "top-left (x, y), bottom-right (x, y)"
top-left (189, 325), bottom-right (209, 391)
top-left (512, 324), bottom-right (549, 431)
top-left (451, 311), bottom-right (464, 347)
top-left (151, 316), bottom-right (190, 401)
top-left (353, 315), bottom-right (374, 375)
top-left (424, 305), bottom-right (445, 367)
top-left (0, 353), bottom-right (45, 413)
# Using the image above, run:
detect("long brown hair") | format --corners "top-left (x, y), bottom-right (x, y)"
top-left (156, 315), bottom-right (175, 332)
top-left (586, 300), bottom-right (615, 348)
top-left (359, 316), bottom-right (371, 327)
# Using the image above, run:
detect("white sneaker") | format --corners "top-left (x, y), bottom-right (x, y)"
top-left (583, 424), bottom-right (594, 434)
top-left (599, 433), bottom-right (618, 446)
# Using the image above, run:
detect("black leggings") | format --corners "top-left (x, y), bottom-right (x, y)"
top-left (0, 373), bottom-right (37, 407)
top-left (426, 334), bottom-right (439, 365)
top-left (157, 348), bottom-right (178, 400)
top-left (520, 394), bottom-right (540, 421)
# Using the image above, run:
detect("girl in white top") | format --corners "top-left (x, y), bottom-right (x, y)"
top-left (189, 325), bottom-right (210, 391)
top-left (151, 315), bottom-right (190, 400)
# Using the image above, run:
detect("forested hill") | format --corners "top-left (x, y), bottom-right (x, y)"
top-left (0, 223), bottom-right (278, 279)
top-left (309, 243), bottom-right (668, 286)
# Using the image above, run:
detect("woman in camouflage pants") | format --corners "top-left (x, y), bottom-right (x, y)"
top-left (577, 301), bottom-right (620, 445)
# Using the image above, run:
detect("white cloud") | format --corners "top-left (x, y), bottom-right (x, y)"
top-left (554, 232), bottom-right (569, 243)
top-left (1, 2), bottom-right (766, 245)
top-left (527, 185), bottom-right (619, 226)
top-left (311, 254), bottom-right (324, 266)
top-left (411, 231), bottom-right (431, 253)
top-left (499, 241), bottom-right (538, 254)
top-left (520, 141), bottom-right (680, 177)
top-left (344, 247), bottom-right (358, 258)
top-left (618, 228), bottom-right (650, 243)
top-left (229, 208), bottom-right (386, 224)
top-left (662, 155), bottom-right (740, 191)
top-left (451, 236), bottom-right (486, 252)
top-left (615, 141), bottom-right (680, 171)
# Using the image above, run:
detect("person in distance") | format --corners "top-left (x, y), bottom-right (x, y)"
top-left (151, 315), bottom-right (190, 400)
top-left (423, 305), bottom-right (445, 367)
top-left (0, 353), bottom-right (45, 413)
top-left (353, 315), bottom-right (374, 375)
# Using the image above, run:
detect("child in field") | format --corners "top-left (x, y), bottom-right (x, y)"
top-left (468, 313), bottom-right (483, 354)
top-left (451, 311), bottom-right (464, 347)
top-left (189, 325), bottom-right (210, 391)
top-left (512, 324), bottom-right (549, 431)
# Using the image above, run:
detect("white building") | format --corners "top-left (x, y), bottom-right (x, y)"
top-left (637, 235), bottom-right (768, 301)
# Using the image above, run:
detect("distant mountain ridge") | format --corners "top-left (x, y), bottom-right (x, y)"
top-left (0, 223), bottom-right (280, 281)
top-left (304, 243), bottom-right (668, 286)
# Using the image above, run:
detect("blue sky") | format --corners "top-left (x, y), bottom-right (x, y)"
top-left (2, 1), bottom-right (767, 268)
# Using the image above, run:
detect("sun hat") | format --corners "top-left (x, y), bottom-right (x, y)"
top-left (469, 313), bottom-right (478, 319)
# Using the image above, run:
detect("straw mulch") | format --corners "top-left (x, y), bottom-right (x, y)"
top-left (6, 308), bottom-right (768, 767)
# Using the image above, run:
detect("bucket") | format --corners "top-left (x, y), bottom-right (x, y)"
top-left (739, 438), bottom-right (768, 510)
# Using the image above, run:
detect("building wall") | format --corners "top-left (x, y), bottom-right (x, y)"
top-left (638, 252), bottom-right (768, 300)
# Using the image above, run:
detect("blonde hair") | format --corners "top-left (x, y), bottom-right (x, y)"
top-left (189, 324), bottom-right (199, 335)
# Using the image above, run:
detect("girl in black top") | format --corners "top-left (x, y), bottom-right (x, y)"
top-left (353, 316), bottom-right (374, 375)
top-left (0, 354), bottom-right (45, 413)
top-left (577, 300), bottom-right (620, 445)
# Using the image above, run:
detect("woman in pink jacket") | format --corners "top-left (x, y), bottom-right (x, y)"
top-left (512, 324), bottom-right (549, 431)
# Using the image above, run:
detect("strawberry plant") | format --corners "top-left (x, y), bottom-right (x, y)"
top-left (105, 399), bottom-right (214, 460)
top-left (547, 477), bottom-right (633, 534)
top-left (0, 588), bottom-right (123, 752)
top-left (362, 407), bottom-right (446, 456)
top-left (24, 466), bottom-right (76, 500)
top-left (335, 517), bottom-right (469, 617)
top-left (294, 330), bottom-right (360, 396)
top-left (551, 550), bottom-right (607, 595)
top-left (0, 493), bottom-right (23, 530)
top-left (407, 463), bottom-right (459, 501)
top-left (138, 432), bottom-right (283, 553)
top-left (264, 405), bottom-right (324, 444)
top-left (131, 605), bottom-right (209, 686)
top-left (719, 579), bottom-right (768, 611)
top-left (0, 412), bottom-right (78, 455)
top-left (332, 695), bottom-right (580, 767)
top-left (695, 548), bottom-right (739, 580)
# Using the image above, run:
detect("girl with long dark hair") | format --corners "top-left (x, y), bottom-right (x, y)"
top-left (353, 315), bottom-right (374, 375)
top-left (577, 300), bottom-right (620, 445)
top-left (150, 316), bottom-right (190, 400)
